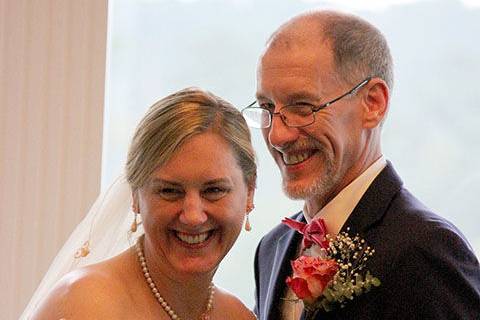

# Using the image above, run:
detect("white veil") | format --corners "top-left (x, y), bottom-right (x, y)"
top-left (20, 175), bottom-right (142, 319)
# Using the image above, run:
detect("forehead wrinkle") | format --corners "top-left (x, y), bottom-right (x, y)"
top-left (257, 63), bottom-right (329, 102)
top-left (258, 49), bottom-right (337, 102)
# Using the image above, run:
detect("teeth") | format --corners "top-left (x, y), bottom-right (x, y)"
top-left (176, 231), bottom-right (210, 245)
top-left (283, 151), bottom-right (311, 165)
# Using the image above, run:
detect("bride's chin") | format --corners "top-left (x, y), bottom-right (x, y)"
top-left (167, 235), bottom-right (224, 274)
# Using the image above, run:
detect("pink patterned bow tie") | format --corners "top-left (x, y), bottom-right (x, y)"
top-left (282, 217), bottom-right (329, 249)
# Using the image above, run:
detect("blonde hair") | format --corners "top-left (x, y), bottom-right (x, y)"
top-left (126, 87), bottom-right (256, 191)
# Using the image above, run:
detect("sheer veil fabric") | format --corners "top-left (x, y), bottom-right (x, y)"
top-left (20, 175), bottom-right (141, 319)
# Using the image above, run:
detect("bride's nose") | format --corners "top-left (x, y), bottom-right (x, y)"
top-left (178, 192), bottom-right (208, 226)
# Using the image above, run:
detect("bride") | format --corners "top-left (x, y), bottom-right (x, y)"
top-left (26, 87), bottom-right (257, 319)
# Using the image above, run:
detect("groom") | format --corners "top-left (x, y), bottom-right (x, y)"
top-left (249, 10), bottom-right (480, 319)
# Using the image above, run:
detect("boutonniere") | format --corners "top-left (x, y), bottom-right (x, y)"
top-left (282, 217), bottom-right (381, 319)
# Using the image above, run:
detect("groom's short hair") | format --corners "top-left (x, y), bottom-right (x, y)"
top-left (267, 10), bottom-right (394, 91)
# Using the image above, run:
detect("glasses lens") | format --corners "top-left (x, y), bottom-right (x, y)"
top-left (282, 105), bottom-right (314, 127)
top-left (242, 107), bottom-right (271, 128)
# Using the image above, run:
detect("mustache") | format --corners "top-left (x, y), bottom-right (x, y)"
top-left (272, 137), bottom-right (324, 154)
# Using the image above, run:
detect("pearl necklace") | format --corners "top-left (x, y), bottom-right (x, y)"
top-left (135, 240), bottom-right (215, 320)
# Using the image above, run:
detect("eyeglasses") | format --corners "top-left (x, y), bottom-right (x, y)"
top-left (242, 77), bottom-right (372, 129)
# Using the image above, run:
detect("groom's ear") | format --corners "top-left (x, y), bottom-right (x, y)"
top-left (361, 78), bottom-right (389, 129)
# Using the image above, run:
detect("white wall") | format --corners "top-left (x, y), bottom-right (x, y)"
top-left (0, 1), bottom-right (107, 318)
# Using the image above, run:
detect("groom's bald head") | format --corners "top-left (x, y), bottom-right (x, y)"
top-left (261, 10), bottom-right (393, 90)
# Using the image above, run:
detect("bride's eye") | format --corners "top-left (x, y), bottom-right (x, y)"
top-left (156, 187), bottom-right (184, 201)
top-left (202, 186), bottom-right (229, 201)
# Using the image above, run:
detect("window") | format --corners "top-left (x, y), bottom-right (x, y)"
top-left (104, 0), bottom-right (480, 306)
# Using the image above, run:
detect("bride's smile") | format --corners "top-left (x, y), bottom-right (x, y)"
top-left (134, 132), bottom-right (254, 276)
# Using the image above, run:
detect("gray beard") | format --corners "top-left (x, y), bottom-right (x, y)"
top-left (282, 151), bottom-right (337, 202)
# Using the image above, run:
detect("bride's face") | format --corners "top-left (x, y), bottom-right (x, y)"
top-left (134, 132), bottom-right (254, 275)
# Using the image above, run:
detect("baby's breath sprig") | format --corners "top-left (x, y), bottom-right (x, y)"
top-left (313, 228), bottom-right (381, 312)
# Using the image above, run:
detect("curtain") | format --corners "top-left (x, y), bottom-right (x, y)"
top-left (0, 1), bottom-right (107, 318)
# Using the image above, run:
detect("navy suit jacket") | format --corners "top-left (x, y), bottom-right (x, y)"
top-left (254, 162), bottom-right (480, 319)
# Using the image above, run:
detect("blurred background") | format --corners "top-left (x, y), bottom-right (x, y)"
top-left (104, 0), bottom-right (480, 307)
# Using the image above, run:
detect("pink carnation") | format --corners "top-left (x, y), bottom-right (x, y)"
top-left (286, 256), bottom-right (338, 304)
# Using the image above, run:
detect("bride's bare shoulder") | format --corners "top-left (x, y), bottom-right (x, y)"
top-left (214, 287), bottom-right (257, 320)
top-left (32, 251), bottom-right (133, 320)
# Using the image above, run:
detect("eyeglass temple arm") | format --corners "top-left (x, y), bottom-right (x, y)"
top-left (244, 101), bottom-right (257, 109)
top-left (312, 77), bottom-right (372, 112)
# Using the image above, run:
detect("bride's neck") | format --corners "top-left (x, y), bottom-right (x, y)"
top-left (139, 237), bottom-right (215, 318)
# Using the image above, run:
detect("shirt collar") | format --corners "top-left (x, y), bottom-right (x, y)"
top-left (304, 156), bottom-right (387, 234)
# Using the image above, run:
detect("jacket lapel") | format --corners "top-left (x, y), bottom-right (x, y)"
top-left (264, 214), bottom-right (304, 320)
top-left (341, 161), bottom-right (403, 235)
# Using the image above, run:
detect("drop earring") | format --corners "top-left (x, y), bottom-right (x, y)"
top-left (130, 213), bottom-right (138, 233)
top-left (130, 203), bottom-right (139, 233)
top-left (245, 204), bottom-right (254, 232)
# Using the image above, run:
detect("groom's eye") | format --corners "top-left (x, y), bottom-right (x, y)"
top-left (259, 102), bottom-right (275, 113)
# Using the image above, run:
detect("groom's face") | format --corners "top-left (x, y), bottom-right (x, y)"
top-left (256, 40), bottom-right (366, 206)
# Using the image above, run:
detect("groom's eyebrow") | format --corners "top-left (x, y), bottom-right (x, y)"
top-left (257, 92), bottom-right (320, 104)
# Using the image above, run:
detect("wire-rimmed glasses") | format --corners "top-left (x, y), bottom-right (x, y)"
top-left (242, 77), bottom-right (372, 128)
